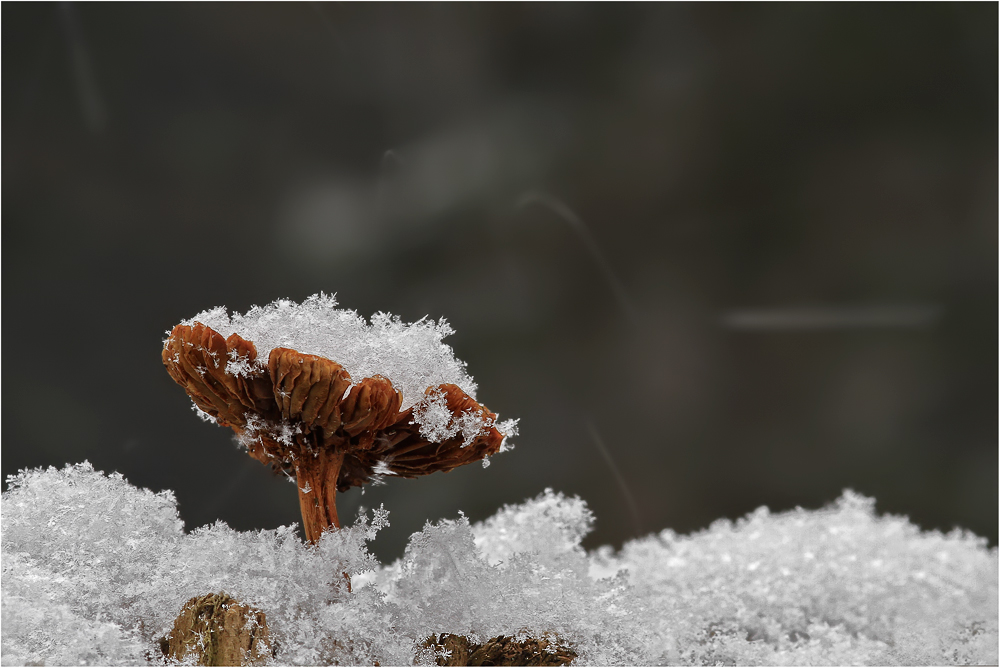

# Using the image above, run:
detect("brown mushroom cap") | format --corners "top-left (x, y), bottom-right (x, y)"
top-left (162, 322), bottom-right (504, 492)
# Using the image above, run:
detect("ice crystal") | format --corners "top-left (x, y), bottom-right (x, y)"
top-left (2, 463), bottom-right (996, 666)
top-left (181, 293), bottom-right (477, 411)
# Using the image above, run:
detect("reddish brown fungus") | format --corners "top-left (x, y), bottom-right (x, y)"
top-left (163, 322), bottom-right (504, 543)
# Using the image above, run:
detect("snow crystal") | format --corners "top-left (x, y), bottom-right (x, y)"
top-left (412, 388), bottom-right (497, 446)
top-left (496, 418), bottom-right (519, 452)
top-left (412, 387), bottom-right (461, 442)
top-left (192, 404), bottom-right (217, 424)
top-left (3, 464), bottom-right (996, 666)
top-left (180, 293), bottom-right (477, 411)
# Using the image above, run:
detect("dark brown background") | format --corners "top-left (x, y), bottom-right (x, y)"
top-left (4, 3), bottom-right (996, 562)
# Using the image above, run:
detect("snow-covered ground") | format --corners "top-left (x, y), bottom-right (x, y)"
top-left (3, 462), bottom-right (995, 666)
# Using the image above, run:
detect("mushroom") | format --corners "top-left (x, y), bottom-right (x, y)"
top-left (162, 320), bottom-right (508, 543)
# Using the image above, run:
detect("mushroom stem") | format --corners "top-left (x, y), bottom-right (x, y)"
top-left (295, 448), bottom-right (345, 543)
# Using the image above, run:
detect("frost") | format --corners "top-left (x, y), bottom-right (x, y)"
top-left (180, 293), bottom-right (477, 411)
top-left (2, 465), bottom-right (996, 666)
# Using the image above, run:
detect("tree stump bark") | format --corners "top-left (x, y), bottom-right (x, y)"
top-left (163, 593), bottom-right (273, 666)
top-left (161, 593), bottom-right (574, 667)
top-left (423, 633), bottom-right (576, 666)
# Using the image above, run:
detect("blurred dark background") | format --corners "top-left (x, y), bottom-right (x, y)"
top-left (4, 2), bottom-right (997, 562)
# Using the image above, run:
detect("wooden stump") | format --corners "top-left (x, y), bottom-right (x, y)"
top-left (163, 593), bottom-right (273, 666)
top-left (423, 633), bottom-right (576, 666)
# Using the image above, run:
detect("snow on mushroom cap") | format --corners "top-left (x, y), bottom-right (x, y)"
top-left (183, 293), bottom-right (478, 411)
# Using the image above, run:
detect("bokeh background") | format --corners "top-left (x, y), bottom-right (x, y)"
top-left (4, 3), bottom-right (996, 562)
